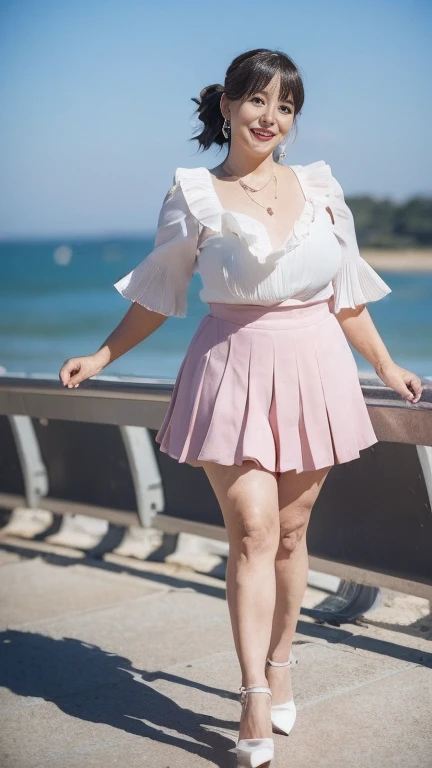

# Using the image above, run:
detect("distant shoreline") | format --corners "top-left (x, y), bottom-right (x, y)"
top-left (2, 239), bottom-right (432, 272)
top-left (361, 249), bottom-right (432, 272)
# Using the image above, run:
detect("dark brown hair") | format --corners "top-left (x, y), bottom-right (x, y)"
top-left (190, 48), bottom-right (305, 154)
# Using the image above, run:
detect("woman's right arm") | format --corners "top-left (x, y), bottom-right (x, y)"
top-left (59, 175), bottom-right (199, 388)
top-left (59, 302), bottom-right (167, 388)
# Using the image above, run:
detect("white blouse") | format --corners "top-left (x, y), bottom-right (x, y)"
top-left (114, 160), bottom-right (392, 317)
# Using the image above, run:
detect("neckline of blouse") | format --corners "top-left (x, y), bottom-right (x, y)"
top-left (201, 165), bottom-right (314, 255)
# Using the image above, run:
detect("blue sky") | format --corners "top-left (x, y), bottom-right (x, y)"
top-left (0, 0), bottom-right (431, 239)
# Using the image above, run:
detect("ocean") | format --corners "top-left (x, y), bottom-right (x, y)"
top-left (1, 236), bottom-right (431, 381)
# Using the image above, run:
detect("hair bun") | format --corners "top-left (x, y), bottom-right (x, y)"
top-left (199, 83), bottom-right (224, 104)
top-left (190, 83), bottom-right (226, 149)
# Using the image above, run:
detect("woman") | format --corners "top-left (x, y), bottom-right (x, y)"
top-left (59, 48), bottom-right (424, 767)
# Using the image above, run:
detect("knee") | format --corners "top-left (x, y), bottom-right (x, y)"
top-left (237, 519), bottom-right (279, 561)
top-left (279, 526), bottom-right (306, 554)
top-left (279, 508), bottom-right (310, 554)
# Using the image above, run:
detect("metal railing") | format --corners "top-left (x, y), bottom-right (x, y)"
top-left (1, 372), bottom-right (431, 603)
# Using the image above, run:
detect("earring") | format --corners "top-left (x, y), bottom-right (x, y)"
top-left (222, 117), bottom-right (231, 139)
top-left (278, 143), bottom-right (287, 162)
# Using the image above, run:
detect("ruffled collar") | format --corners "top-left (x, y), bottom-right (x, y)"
top-left (174, 161), bottom-right (333, 264)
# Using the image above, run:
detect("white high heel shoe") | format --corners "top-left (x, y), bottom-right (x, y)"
top-left (266, 655), bottom-right (299, 736)
top-left (234, 685), bottom-right (274, 767)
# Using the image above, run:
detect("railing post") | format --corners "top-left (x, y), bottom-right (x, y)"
top-left (8, 415), bottom-right (48, 509)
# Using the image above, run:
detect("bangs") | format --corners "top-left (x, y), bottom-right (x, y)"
top-left (228, 51), bottom-right (303, 112)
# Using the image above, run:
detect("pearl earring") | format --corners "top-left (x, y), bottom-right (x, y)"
top-left (222, 118), bottom-right (231, 139)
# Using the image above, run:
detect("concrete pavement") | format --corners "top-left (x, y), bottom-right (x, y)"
top-left (0, 516), bottom-right (431, 768)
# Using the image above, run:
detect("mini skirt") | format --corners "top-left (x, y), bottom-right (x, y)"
top-left (155, 299), bottom-right (378, 474)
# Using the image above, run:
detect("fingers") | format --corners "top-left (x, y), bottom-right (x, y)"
top-left (59, 362), bottom-right (72, 386)
top-left (405, 375), bottom-right (424, 403)
top-left (67, 374), bottom-right (82, 388)
top-left (59, 359), bottom-right (82, 388)
top-left (410, 385), bottom-right (425, 404)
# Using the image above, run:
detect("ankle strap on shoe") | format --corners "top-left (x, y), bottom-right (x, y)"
top-left (239, 685), bottom-right (272, 706)
top-left (266, 656), bottom-right (299, 667)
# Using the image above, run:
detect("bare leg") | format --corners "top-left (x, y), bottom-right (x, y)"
top-left (266, 466), bottom-right (332, 704)
top-left (201, 459), bottom-right (280, 742)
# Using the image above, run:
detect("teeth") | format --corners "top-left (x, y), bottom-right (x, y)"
top-left (253, 130), bottom-right (272, 137)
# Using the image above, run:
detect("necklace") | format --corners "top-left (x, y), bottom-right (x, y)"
top-left (241, 175), bottom-right (278, 216)
top-left (237, 174), bottom-right (274, 193)
top-left (221, 162), bottom-right (278, 216)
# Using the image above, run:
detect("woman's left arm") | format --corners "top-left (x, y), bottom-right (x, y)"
top-left (335, 304), bottom-right (425, 404)
top-left (325, 166), bottom-right (425, 404)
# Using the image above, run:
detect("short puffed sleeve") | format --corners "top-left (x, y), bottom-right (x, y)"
top-left (328, 169), bottom-right (392, 313)
top-left (113, 175), bottom-right (199, 317)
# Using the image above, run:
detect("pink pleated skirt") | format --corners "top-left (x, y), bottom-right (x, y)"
top-left (155, 299), bottom-right (378, 474)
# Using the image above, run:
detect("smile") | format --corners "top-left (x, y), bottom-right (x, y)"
top-left (250, 129), bottom-right (275, 142)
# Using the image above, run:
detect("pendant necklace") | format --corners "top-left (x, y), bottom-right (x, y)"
top-left (221, 162), bottom-right (278, 216)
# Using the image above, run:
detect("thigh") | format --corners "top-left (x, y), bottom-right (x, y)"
top-left (277, 466), bottom-right (333, 532)
top-left (201, 459), bottom-right (280, 544)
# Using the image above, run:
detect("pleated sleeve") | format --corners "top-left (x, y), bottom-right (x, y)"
top-left (328, 170), bottom-right (392, 313)
top-left (113, 176), bottom-right (199, 317)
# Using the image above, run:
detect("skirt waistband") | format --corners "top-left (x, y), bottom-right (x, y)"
top-left (208, 300), bottom-right (331, 330)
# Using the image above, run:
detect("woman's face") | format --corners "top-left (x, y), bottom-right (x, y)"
top-left (221, 72), bottom-right (294, 158)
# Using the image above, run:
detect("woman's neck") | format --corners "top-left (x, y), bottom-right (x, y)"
top-left (217, 148), bottom-right (277, 181)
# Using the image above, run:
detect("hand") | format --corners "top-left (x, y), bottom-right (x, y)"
top-left (374, 360), bottom-right (425, 404)
top-left (59, 354), bottom-right (104, 389)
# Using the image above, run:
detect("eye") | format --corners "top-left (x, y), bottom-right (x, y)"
top-left (250, 96), bottom-right (292, 114)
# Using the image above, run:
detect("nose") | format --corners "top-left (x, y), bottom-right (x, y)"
top-left (260, 103), bottom-right (277, 126)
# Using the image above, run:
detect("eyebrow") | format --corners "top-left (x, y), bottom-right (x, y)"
top-left (258, 89), bottom-right (294, 105)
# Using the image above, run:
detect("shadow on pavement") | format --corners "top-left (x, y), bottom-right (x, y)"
top-left (1, 539), bottom-right (431, 671)
top-left (0, 629), bottom-right (238, 767)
